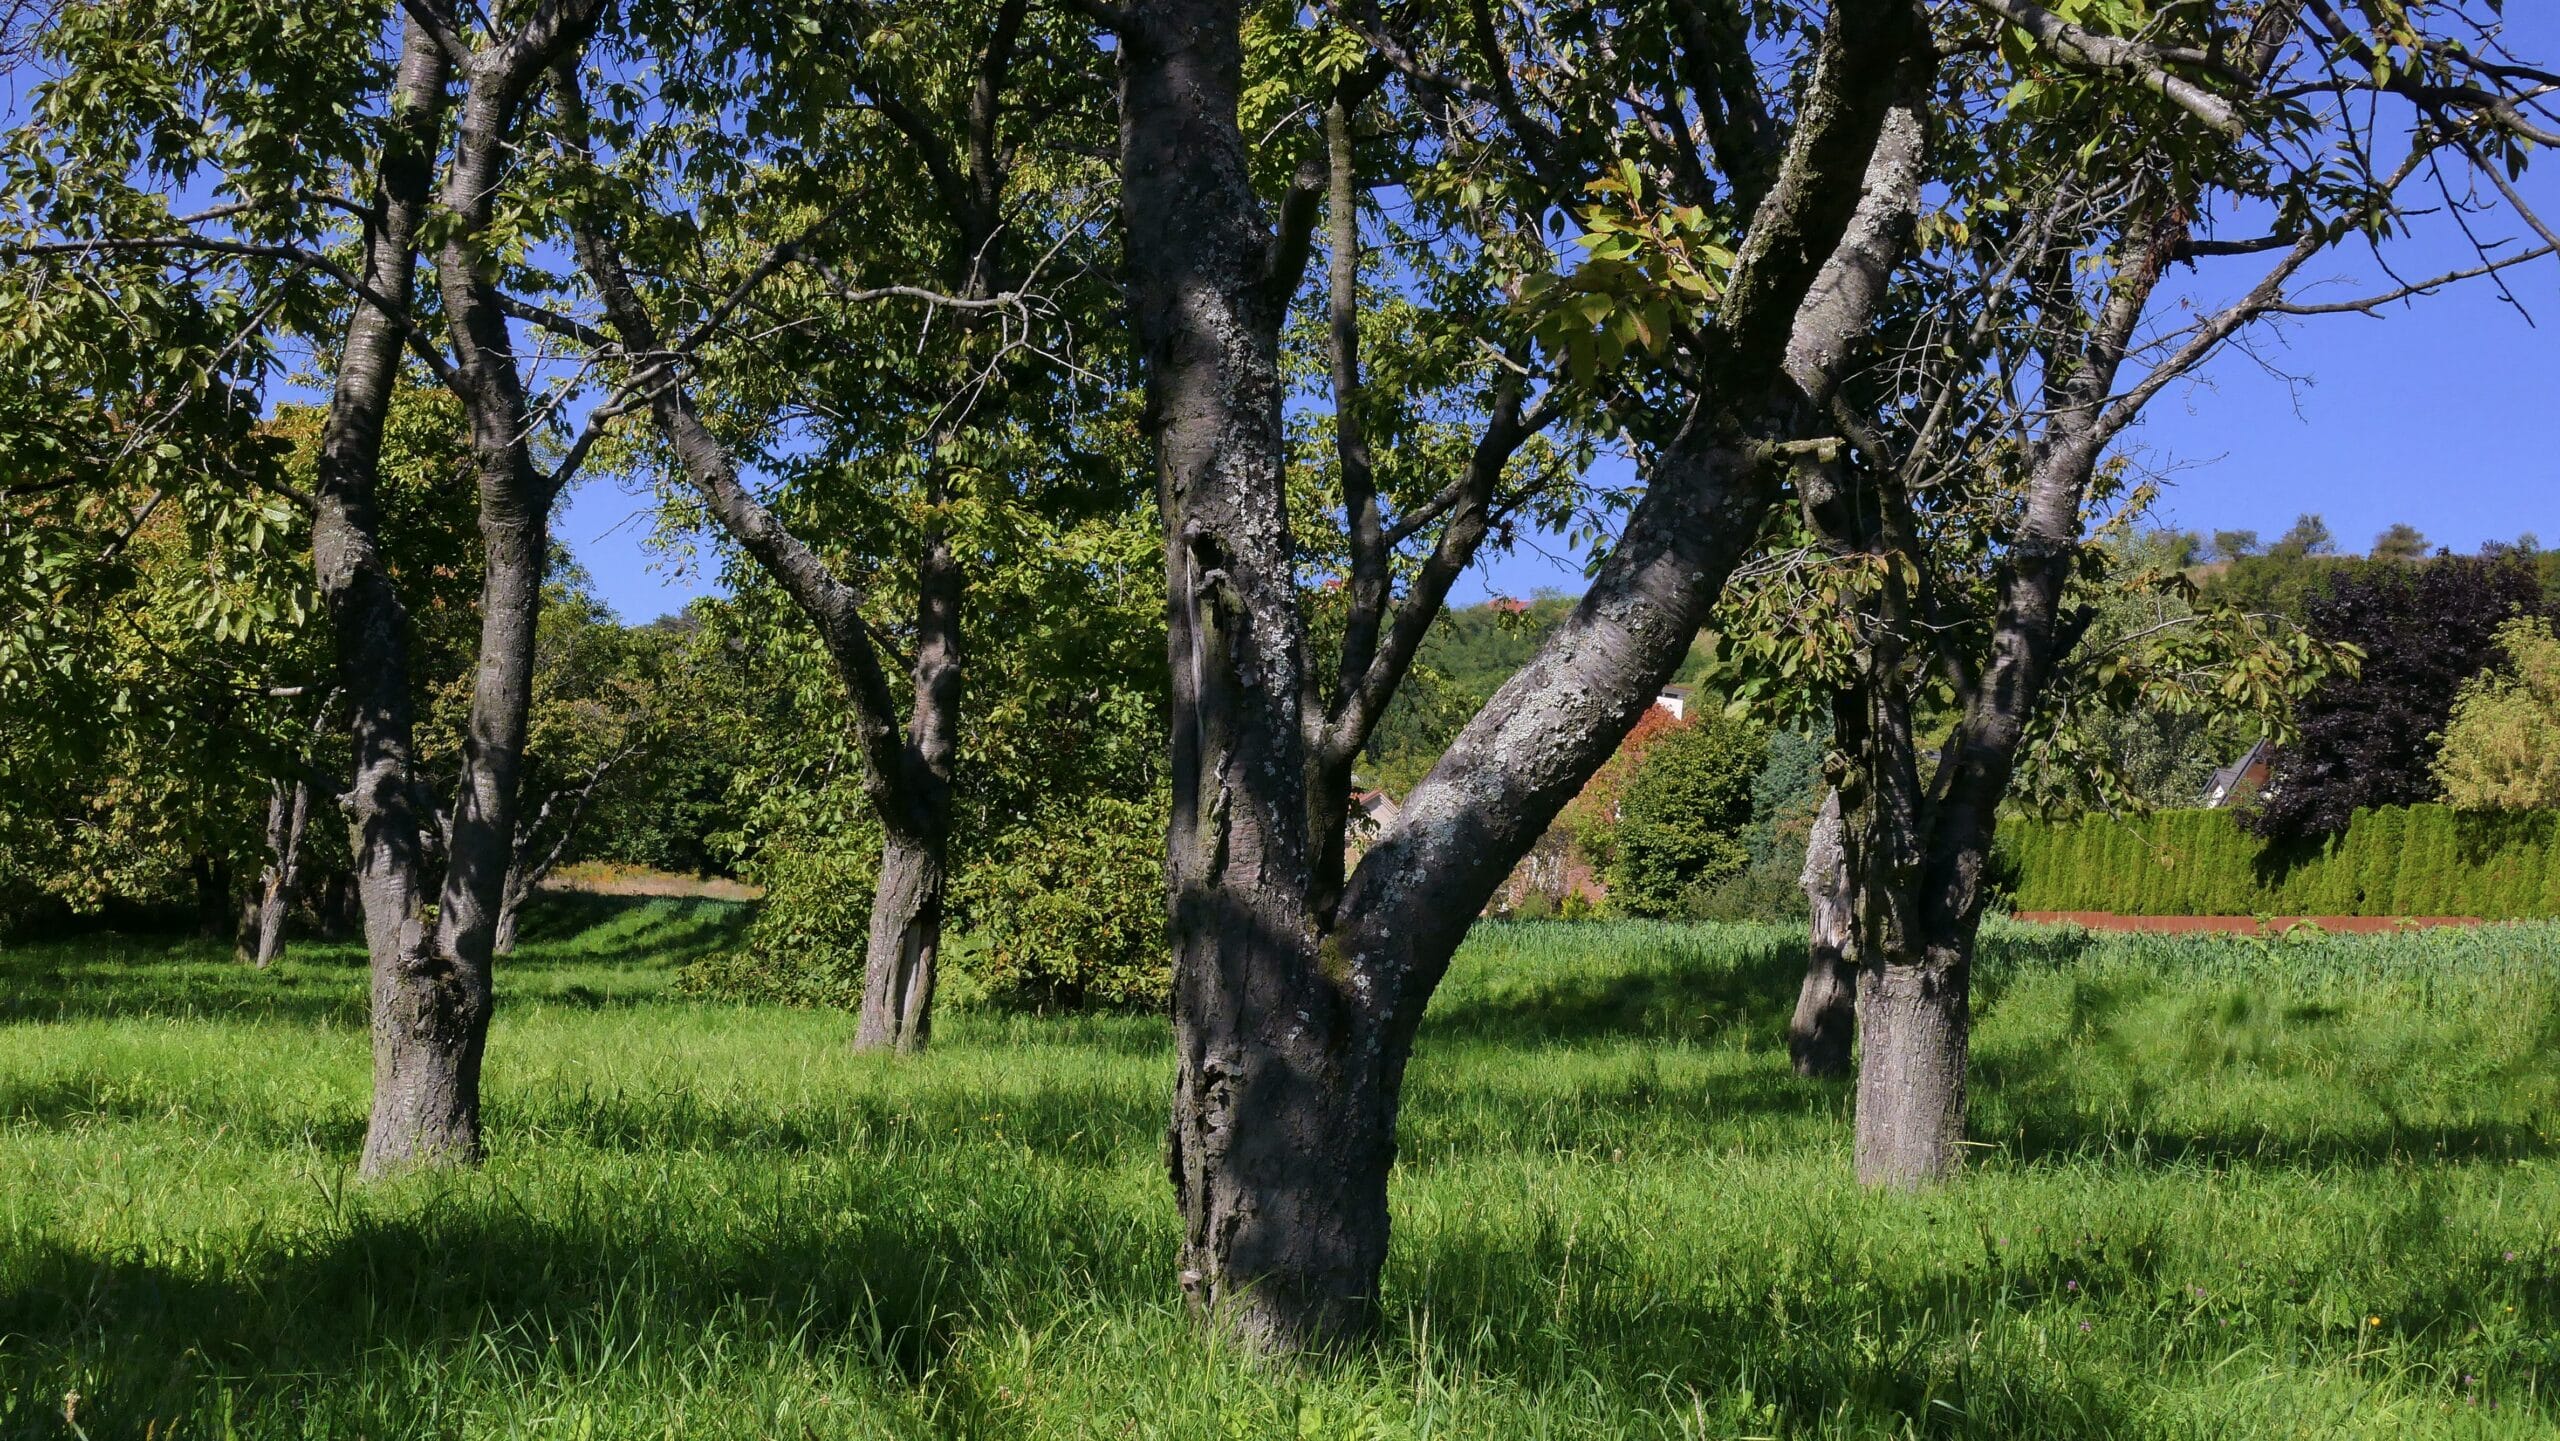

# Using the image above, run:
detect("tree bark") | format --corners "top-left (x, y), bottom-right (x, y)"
top-left (1853, 935), bottom-right (1970, 1186)
top-left (853, 515), bottom-right (962, 1052)
top-left (1116, 0), bottom-right (1935, 1350)
top-left (306, 16), bottom-right (466, 1176)
top-left (853, 829), bottom-right (948, 1052)
top-left (1789, 788), bottom-right (1856, 1077)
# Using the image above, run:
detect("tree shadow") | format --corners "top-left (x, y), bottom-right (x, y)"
top-left (507, 892), bottom-right (756, 967)
top-left (1421, 928), bottom-right (1806, 1047)
top-left (0, 1175), bottom-right (1173, 1437)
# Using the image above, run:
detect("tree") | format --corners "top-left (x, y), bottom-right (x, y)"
top-left (2212, 529), bottom-right (2263, 561)
top-left (5, 0), bottom-right (619, 1173)
top-left (2434, 617), bottom-right (2560, 810)
top-left (2255, 555), bottom-right (2550, 838)
top-left (1110, 0), bottom-right (1937, 1349)
top-left (1776, 3), bottom-right (2554, 1185)
top-left (2373, 523), bottom-right (2431, 563)
top-left (2273, 512), bottom-right (2337, 558)
top-left (524, 0), bottom-right (1141, 1052)
top-left (1608, 711), bottom-right (1761, 917)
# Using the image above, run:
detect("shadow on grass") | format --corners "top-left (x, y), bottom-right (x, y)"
top-left (0, 895), bottom-right (755, 1026)
top-left (1421, 927), bottom-right (1807, 1047)
top-left (0, 1160), bottom-right (2170, 1440)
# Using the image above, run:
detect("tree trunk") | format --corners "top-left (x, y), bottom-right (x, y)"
top-left (1853, 937), bottom-right (1969, 1186)
top-left (252, 775), bottom-right (312, 968)
top-left (854, 831), bottom-right (946, 1053)
top-left (1167, 966), bottom-right (1397, 1352)
top-left (1789, 788), bottom-right (1857, 1077)
top-left (491, 869), bottom-right (525, 958)
top-left (852, 504), bottom-right (963, 1054)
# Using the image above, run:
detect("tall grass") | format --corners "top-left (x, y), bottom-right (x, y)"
top-left (2, 906), bottom-right (2554, 1437)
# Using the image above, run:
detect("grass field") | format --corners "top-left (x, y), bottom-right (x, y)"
top-left (3, 902), bottom-right (2556, 1438)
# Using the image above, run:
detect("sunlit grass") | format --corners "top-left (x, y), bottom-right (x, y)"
top-left (3, 908), bottom-right (2555, 1437)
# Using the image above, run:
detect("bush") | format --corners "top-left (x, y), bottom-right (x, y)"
top-left (949, 793), bottom-right (1170, 1010)
top-left (679, 788), bottom-right (878, 1007)
top-left (1609, 712), bottom-right (1762, 918)
top-left (2000, 804), bottom-right (2560, 918)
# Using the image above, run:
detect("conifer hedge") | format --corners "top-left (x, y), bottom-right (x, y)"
top-left (1998, 806), bottom-right (2560, 918)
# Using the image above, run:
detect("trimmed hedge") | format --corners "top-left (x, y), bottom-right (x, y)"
top-left (1999, 805), bottom-right (2560, 919)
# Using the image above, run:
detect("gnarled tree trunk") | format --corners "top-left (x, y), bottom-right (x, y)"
top-left (855, 828), bottom-right (949, 1052)
top-left (1789, 788), bottom-right (1857, 1077)
top-left (310, 5), bottom-right (607, 1179)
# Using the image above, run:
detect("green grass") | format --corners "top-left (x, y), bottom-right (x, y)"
top-left (3, 906), bottom-right (2557, 1438)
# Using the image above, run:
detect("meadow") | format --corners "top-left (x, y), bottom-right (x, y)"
top-left (2, 902), bottom-right (2555, 1438)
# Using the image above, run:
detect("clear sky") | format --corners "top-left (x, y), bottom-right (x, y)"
top-left (561, 19), bottom-right (2560, 620)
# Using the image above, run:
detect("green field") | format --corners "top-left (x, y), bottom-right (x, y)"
top-left (3, 904), bottom-right (2556, 1438)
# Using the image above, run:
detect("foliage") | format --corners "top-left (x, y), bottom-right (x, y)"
top-left (2015, 526), bottom-right (2349, 818)
top-left (683, 770), bottom-right (882, 1009)
top-left (1554, 703), bottom-right (1688, 873)
top-left (1681, 726), bottom-right (1829, 923)
top-left (2434, 617), bottom-right (2560, 811)
top-left (950, 793), bottom-right (1170, 1011)
top-left (2002, 804), bottom-right (2560, 919)
top-left (1608, 711), bottom-right (1763, 917)
top-left (686, 502), bottom-right (1169, 1011)
top-left (2252, 554), bottom-right (2549, 840)
top-left (7, 914), bottom-right (2560, 1435)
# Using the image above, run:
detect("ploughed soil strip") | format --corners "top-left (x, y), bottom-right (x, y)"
top-left (2014, 911), bottom-right (2483, 934)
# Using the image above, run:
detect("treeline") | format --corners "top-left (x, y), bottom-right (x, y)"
top-left (2001, 806), bottom-right (2560, 920)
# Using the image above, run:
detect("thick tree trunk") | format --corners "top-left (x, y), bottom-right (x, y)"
top-left (1790, 789), bottom-right (1857, 1077)
top-left (1853, 937), bottom-right (1969, 1186)
top-left (1168, 973), bottom-right (1397, 1351)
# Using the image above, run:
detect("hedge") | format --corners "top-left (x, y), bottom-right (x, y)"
top-left (1998, 805), bottom-right (2560, 919)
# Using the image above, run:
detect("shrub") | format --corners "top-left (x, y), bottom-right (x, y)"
top-left (949, 792), bottom-right (1170, 1010)
top-left (2000, 804), bottom-right (2560, 919)
top-left (2434, 616), bottom-right (2560, 810)
top-left (1609, 712), bottom-right (1762, 918)
top-left (2252, 553), bottom-right (2546, 839)
top-left (678, 786), bottom-right (877, 1007)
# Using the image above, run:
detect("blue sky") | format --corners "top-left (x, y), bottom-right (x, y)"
top-left (561, 20), bottom-right (2560, 620)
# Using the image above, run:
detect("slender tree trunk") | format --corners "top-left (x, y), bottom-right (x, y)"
top-left (854, 829), bottom-right (947, 1052)
top-left (307, 17), bottom-right (457, 1176)
top-left (317, 5), bottom-right (603, 1177)
top-left (491, 866), bottom-right (526, 957)
top-left (1789, 788), bottom-right (1857, 1077)
top-left (853, 506), bottom-right (963, 1052)
top-left (252, 775), bottom-right (312, 967)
